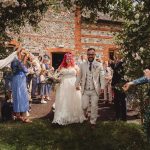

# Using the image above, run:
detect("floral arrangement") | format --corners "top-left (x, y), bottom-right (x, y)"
top-left (46, 70), bottom-right (62, 91)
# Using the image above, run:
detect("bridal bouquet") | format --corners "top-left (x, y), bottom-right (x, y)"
top-left (46, 70), bottom-right (62, 91)
top-left (53, 70), bottom-right (63, 91)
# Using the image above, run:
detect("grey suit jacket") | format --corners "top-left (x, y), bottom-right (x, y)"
top-left (75, 60), bottom-right (105, 95)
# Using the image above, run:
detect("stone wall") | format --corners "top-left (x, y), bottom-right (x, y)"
top-left (81, 22), bottom-right (121, 61)
top-left (9, 8), bottom-right (121, 61)
top-left (11, 9), bottom-right (75, 55)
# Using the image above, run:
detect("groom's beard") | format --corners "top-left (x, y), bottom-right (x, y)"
top-left (88, 58), bottom-right (94, 62)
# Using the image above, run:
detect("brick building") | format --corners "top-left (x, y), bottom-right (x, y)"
top-left (9, 7), bottom-right (121, 69)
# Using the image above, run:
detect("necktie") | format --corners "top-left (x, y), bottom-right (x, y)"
top-left (89, 62), bottom-right (92, 71)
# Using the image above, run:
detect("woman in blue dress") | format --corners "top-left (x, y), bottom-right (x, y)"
top-left (11, 50), bottom-right (32, 123)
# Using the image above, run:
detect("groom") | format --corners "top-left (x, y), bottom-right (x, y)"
top-left (75, 48), bottom-right (105, 126)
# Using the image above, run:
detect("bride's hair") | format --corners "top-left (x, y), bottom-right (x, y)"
top-left (59, 53), bottom-right (75, 69)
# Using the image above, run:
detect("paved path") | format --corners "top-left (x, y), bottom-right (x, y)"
top-left (29, 92), bottom-right (140, 124)
top-left (0, 92), bottom-right (140, 124)
top-left (29, 92), bottom-right (55, 119)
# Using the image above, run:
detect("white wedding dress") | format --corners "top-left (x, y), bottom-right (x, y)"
top-left (52, 67), bottom-right (85, 125)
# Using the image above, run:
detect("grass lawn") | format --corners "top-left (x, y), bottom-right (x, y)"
top-left (0, 119), bottom-right (149, 150)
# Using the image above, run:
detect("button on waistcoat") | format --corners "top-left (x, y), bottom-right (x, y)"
top-left (85, 62), bottom-right (95, 90)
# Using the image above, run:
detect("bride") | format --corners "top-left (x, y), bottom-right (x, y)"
top-left (52, 53), bottom-right (85, 125)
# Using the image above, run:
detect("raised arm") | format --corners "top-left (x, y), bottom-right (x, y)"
top-left (132, 76), bottom-right (149, 85)
top-left (123, 76), bottom-right (150, 91)
top-left (0, 51), bottom-right (17, 69)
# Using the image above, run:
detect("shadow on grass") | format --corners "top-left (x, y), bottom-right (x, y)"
top-left (0, 119), bottom-right (150, 150)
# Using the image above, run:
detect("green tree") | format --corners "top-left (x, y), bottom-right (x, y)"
top-left (0, 0), bottom-right (59, 58)
top-left (115, 0), bottom-right (150, 136)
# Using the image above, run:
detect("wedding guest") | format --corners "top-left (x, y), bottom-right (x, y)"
top-left (38, 55), bottom-right (43, 64)
top-left (25, 56), bottom-right (36, 109)
top-left (75, 48), bottom-right (105, 127)
top-left (75, 56), bottom-right (80, 66)
top-left (39, 70), bottom-right (49, 104)
top-left (41, 57), bottom-right (53, 101)
top-left (31, 60), bottom-right (40, 99)
top-left (76, 54), bottom-right (86, 67)
top-left (26, 61), bottom-right (34, 101)
top-left (47, 62), bottom-right (54, 100)
top-left (103, 61), bottom-right (113, 103)
top-left (95, 54), bottom-right (102, 63)
top-left (52, 53), bottom-right (85, 125)
top-left (95, 55), bottom-right (104, 71)
top-left (11, 50), bottom-right (32, 123)
top-left (111, 54), bottom-right (127, 121)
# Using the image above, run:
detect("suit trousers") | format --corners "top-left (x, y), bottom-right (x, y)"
top-left (82, 90), bottom-right (99, 124)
